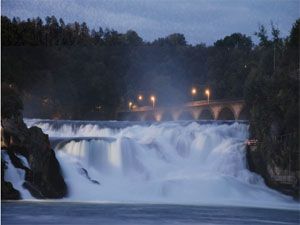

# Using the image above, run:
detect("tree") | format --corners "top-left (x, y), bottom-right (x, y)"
top-left (1, 83), bottom-right (23, 119)
top-left (124, 30), bottom-right (143, 46)
top-left (255, 24), bottom-right (271, 47)
top-left (207, 33), bottom-right (253, 99)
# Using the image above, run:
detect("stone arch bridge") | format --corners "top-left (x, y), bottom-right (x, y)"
top-left (117, 99), bottom-right (249, 121)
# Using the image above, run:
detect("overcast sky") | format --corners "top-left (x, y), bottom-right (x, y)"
top-left (2, 0), bottom-right (299, 45)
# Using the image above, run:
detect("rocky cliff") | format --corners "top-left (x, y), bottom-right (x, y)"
top-left (246, 143), bottom-right (299, 200)
top-left (1, 84), bottom-right (67, 199)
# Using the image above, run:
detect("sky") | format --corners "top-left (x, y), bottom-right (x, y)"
top-left (2, 0), bottom-right (299, 45)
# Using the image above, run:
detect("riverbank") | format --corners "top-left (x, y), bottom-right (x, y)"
top-left (246, 143), bottom-right (299, 200)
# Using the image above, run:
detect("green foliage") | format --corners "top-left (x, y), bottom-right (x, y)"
top-left (208, 33), bottom-right (253, 98)
top-left (1, 15), bottom-right (299, 134)
top-left (153, 33), bottom-right (187, 46)
top-left (254, 24), bottom-right (271, 47)
top-left (1, 83), bottom-right (23, 119)
top-left (288, 20), bottom-right (300, 48)
top-left (245, 19), bottom-right (299, 171)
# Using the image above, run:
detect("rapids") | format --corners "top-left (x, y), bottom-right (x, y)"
top-left (5, 119), bottom-right (298, 209)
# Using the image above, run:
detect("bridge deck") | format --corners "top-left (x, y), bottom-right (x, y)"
top-left (117, 99), bottom-right (248, 121)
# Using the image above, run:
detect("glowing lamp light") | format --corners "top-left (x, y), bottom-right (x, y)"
top-left (128, 101), bottom-right (133, 110)
top-left (205, 89), bottom-right (210, 103)
top-left (191, 87), bottom-right (197, 101)
top-left (191, 87), bottom-right (197, 96)
top-left (150, 95), bottom-right (156, 108)
top-left (138, 95), bottom-right (143, 101)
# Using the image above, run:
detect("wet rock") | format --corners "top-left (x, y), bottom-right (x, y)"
top-left (22, 181), bottom-right (44, 199)
top-left (246, 144), bottom-right (299, 200)
top-left (1, 181), bottom-right (21, 200)
top-left (1, 85), bottom-right (67, 199)
top-left (78, 167), bottom-right (100, 185)
top-left (1, 159), bottom-right (20, 200)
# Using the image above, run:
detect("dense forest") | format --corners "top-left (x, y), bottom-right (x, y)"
top-left (1, 15), bottom-right (258, 118)
top-left (1, 16), bottom-right (299, 130)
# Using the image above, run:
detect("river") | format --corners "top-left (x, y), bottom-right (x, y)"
top-left (2, 119), bottom-right (299, 224)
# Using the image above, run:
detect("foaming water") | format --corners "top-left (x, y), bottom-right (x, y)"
top-left (1, 151), bottom-right (33, 199)
top-left (20, 119), bottom-right (298, 208)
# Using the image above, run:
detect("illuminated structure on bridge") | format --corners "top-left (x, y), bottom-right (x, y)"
top-left (118, 99), bottom-right (249, 121)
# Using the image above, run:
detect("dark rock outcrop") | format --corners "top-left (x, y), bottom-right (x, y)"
top-left (26, 126), bottom-right (67, 198)
top-left (246, 144), bottom-right (300, 200)
top-left (1, 84), bottom-right (67, 199)
top-left (1, 181), bottom-right (21, 200)
top-left (1, 118), bottom-right (68, 199)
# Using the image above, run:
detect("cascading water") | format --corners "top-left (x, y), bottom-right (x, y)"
top-left (12, 119), bottom-right (296, 208)
top-left (1, 151), bottom-right (33, 199)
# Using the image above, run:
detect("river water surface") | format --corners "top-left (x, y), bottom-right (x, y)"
top-left (2, 201), bottom-right (300, 225)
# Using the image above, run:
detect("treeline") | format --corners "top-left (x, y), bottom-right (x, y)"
top-left (1, 16), bottom-right (144, 46)
top-left (1, 15), bottom-right (256, 119)
top-left (245, 20), bottom-right (299, 175)
top-left (1, 16), bottom-right (299, 128)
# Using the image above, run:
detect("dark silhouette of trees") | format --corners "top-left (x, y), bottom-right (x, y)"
top-left (1, 83), bottom-right (23, 119)
top-left (1, 15), bottom-right (299, 129)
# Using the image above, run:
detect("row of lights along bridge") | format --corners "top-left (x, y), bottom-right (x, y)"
top-left (128, 87), bottom-right (210, 111)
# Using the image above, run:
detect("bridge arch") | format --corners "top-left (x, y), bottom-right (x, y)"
top-left (178, 111), bottom-right (194, 120)
top-left (144, 112), bottom-right (156, 121)
top-left (238, 106), bottom-right (250, 120)
top-left (118, 100), bottom-right (247, 122)
top-left (199, 108), bottom-right (214, 120)
top-left (161, 111), bottom-right (173, 121)
top-left (217, 106), bottom-right (235, 120)
top-left (191, 109), bottom-right (201, 120)
top-left (127, 112), bottom-right (140, 121)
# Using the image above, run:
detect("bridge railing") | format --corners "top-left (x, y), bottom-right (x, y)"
top-left (185, 99), bottom-right (244, 107)
top-left (122, 98), bottom-right (245, 113)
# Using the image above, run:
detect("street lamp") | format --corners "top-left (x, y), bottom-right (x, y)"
top-left (205, 89), bottom-right (210, 103)
top-left (150, 95), bottom-right (156, 109)
top-left (128, 101), bottom-right (133, 110)
top-left (191, 87), bottom-right (197, 101)
top-left (138, 95), bottom-right (143, 101)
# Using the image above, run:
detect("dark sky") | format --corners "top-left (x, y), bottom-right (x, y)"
top-left (2, 0), bottom-right (299, 45)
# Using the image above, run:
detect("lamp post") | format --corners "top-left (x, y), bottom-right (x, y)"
top-left (191, 87), bottom-right (197, 101)
top-left (205, 89), bottom-right (210, 104)
top-left (150, 95), bottom-right (156, 109)
top-left (128, 101), bottom-right (133, 111)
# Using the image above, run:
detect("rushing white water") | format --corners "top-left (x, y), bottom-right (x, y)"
top-left (13, 119), bottom-right (297, 208)
top-left (1, 151), bottom-right (33, 199)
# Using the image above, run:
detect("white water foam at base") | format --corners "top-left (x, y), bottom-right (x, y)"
top-left (21, 120), bottom-right (296, 209)
top-left (1, 151), bottom-right (33, 199)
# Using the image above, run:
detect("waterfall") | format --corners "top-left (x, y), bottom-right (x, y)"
top-left (1, 151), bottom-right (33, 199)
top-left (9, 119), bottom-right (294, 207)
